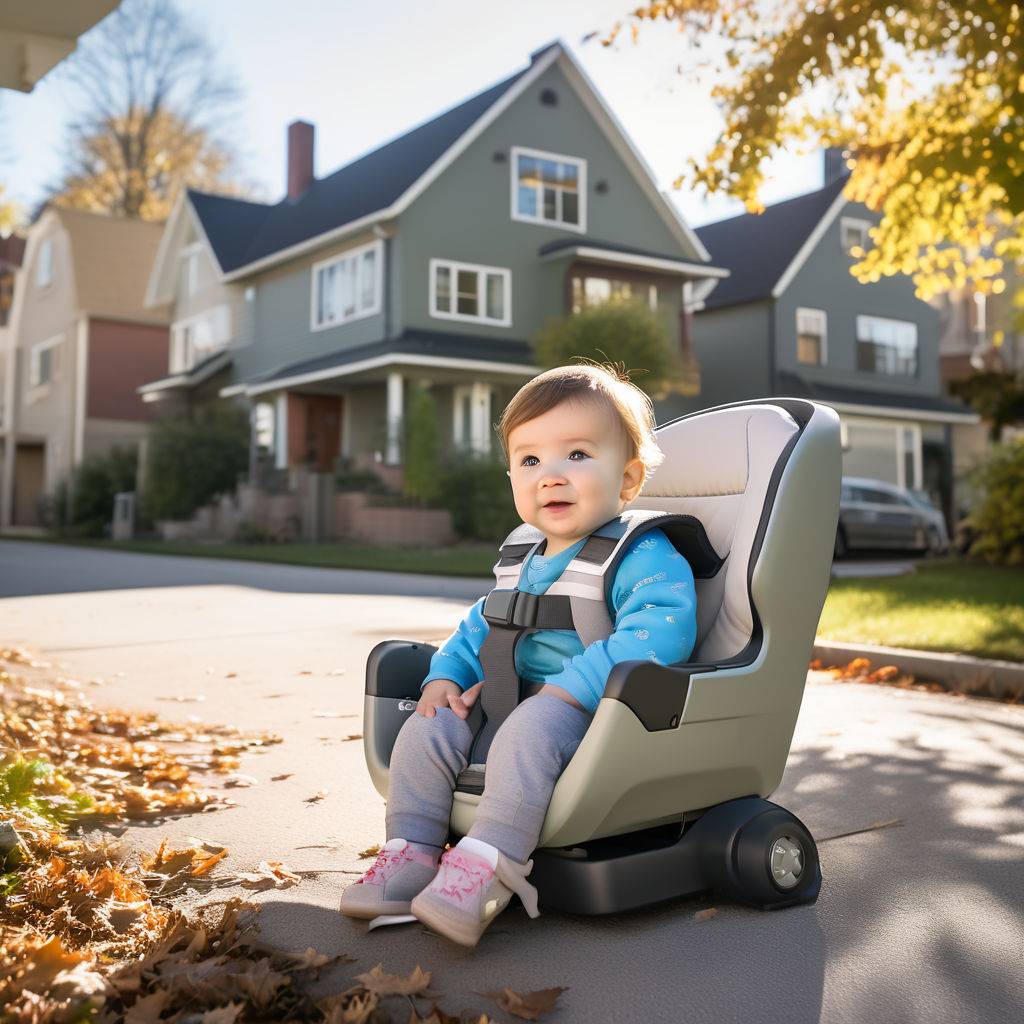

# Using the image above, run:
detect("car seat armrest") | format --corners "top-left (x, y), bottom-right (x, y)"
top-left (365, 639), bottom-right (438, 698)
top-left (602, 659), bottom-right (720, 731)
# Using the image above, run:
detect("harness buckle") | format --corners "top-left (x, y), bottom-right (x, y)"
top-left (482, 589), bottom-right (538, 628)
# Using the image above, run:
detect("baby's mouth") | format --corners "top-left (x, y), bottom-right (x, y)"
top-left (542, 501), bottom-right (573, 511)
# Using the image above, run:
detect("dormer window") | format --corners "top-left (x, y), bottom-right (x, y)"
top-left (36, 238), bottom-right (53, 288)
top-left (181, 242), bottom-right (202, 297)
top-left (511, 146), bottom-right (586, 232)
top-left (840, 217), bottom-right (871, 254)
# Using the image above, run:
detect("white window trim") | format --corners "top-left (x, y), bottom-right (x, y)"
top-left (181, 241), bottom-right (203, 297)
top-left (36, 237), bottom-right (53, 289)
top-left (429, 258), bottom-right (512, 328)
top-left (840, 216), bottom-right (872, 254)
top-left (796, 306), bottom-right (828, 365)
top-left (27, 334), bottom-right (63, 392)
top-left (510, 145), bottom-right (587, 234)
top-left (842, 415), bottom-right (923, 490)
top-left (309, 238), bottom-right (384, 333)
top-left (169, 305), bottom-right (232, 374)
top-left (453, 382), bottom-right (494, 455)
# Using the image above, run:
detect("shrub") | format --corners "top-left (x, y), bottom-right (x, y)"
top-left (143, 406), bottom-right (249, 521)
top-left (44, 446), bottom-right (137, 537)
top-left (964, 441), bottom-right (1024, 565)
top-left (333, 457), bottom-right (391, 494)
top-left (532, 298), bottom-right (684, 399)
top-left (436, 450), bottom-right (521, 541)
top-left (402, 383), bottom-right (443, 505)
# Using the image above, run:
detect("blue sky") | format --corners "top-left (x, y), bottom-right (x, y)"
top-left (0, 0), bottom-right (826, 229)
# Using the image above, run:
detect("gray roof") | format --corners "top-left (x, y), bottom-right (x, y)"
top-left (777, 371), bottom-right (977, 419)
top-left (241, 329), bottom-right (536, 390)
top-left (695, 175), bottom-right (849, 309)
top-left (189, 62), bottom-right (533, 275)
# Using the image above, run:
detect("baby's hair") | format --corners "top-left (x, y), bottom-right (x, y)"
top-left (496, 358), bottom-right (666, 486)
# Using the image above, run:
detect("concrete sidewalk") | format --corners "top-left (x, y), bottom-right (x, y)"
top-left (2, 547), bottom-right (1022, 1024)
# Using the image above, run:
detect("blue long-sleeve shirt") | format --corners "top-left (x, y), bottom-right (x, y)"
top-left (421, 527), bottom-right (697, 714)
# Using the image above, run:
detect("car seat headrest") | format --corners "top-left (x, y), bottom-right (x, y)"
top-left (626, 403), bottom-right (802, 663)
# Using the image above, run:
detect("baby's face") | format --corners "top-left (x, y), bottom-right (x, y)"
top-left (506, 398), bottom-right (644, 558)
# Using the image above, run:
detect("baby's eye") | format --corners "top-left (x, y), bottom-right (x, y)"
top-left (519, 450), bottom-right (589, 467)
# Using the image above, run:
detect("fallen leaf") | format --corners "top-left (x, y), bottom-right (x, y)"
top-left (354, 963), bottom-right (436, 998)
top-left (304, 790), bottom-right (328, 804)
top-left (223, 773), bottom-right (259, 788)
top-left (123, 988), bottom-right (173, 1024)
top-left (238, 860), bottom-right (302, 890)
top-left (225, 672), bottom-right (238, 679)
top-left (694, 907), bottom-right (718, 922)
top-left (343, 734), bottom-right (362, 742)
top-left (270, 773), bottom-right (293, 782)
top-left (358, 844), bottom-right (381, 859)
top-left (156, 694), bottom-right (206, 703)
top-left (200, 1004), bottom-right (245, 1024)
top-left (481, 987), bottom-right (567, 1021)
top-left (298, 670), bottom-right (314, 676)
top-left (191, 848), bottom-right (229, 877)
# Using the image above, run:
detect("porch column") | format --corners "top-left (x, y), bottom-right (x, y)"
top-left (386, 371), bottom-right (403, 465)
top-left (470, 381), bottom-right (493, 455)
top-left (274, 392), bottom-right (288, 470)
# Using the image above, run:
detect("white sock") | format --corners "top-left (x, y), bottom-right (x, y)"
top-left (456, 836), bottom-right (499, 868)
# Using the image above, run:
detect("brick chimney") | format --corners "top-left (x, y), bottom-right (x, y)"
top-left (823, 145), bottom-right (848, 186)
top-left (287, 120), bottom-right (315, 200)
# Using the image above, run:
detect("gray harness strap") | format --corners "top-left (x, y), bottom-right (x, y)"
top-left (468, 512), bottom-right (662, 764)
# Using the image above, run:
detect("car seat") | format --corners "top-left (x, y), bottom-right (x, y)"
top-left (363, 397), bottom-right (841, 913)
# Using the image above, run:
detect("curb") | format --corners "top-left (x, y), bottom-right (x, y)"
top-left (812, 639), bottom-right (1024, 701)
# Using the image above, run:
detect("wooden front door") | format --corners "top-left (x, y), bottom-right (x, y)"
top-left (287, 394), bottom-right (341, 471)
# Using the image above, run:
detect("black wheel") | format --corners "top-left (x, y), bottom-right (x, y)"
top-left (730, 808), bottom-right (821, 909)
top-left (833, 525), bottom-right (848, 560)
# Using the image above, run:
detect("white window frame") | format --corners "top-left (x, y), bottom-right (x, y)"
top-left (856, 313), bottom-right (918, 376)
top-left (36, 237), bottom-right (53, 289)
top-left (842, 415), bottom-right (923, 490)
top-left (510, 145), bottom-right (587, 233)
top-left (796, 307), bottom-right (828, 365)
top-left (840, 216), bottom-right (871, 254)
top-left (453, 382), bottom-right (494, 455)
top-left (310, 238), bottom-right (383, 332)
top-left (169, 305), bottom-right (232, 374)
top-left (429, 258), bottom-right (512, 327)
top-left (181, 242), bottom-right (203, 297)
top-left (28, 334), bottom-right (62, 390)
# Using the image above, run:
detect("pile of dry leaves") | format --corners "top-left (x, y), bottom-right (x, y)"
top-left (0, 646), bottom-right (566, 1023)
top-left (809, 655), bottom-right (1021, 704)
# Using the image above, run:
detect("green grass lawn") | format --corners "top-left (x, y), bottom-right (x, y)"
top-left (818, 558), bottom-right (1024, 663)
top-left (6, 536), bottom-right (1022, 662)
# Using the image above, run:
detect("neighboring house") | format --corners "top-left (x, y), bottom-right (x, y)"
top-left (691, 149), bottom-right (979, 528)
top-left (138, 39), bottom-right (726, 475)
top-left (0, 207), bottom-right (170, 528)
top-left (0, 233), bottom-right (26, 434)
top-left (932, 261), bottom-right (1024, 513)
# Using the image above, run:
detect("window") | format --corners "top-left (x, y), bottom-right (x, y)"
top-left (856, 315), bottom-right (918, 376)
top-left (311, 240), bottom-right (382, 330)
top-left (840, 217), bottom-right (871, 255)
top-left (36, 238), bottom-right (53, 288)
top-left (253, 402), bottom-right (275, 450)
top-left (181, 243), bottom-right (202, 297)
top-left (511, 146), bottom-right (586, 231)
top-left (430, 259), bottom-right (511, 326)
top-left (571, 273), bottom-right (633, 314)
top-left (169, 306), bottom-right (231, 373)
top-left (796, 307), bottom-right (827, 365)
top-left (28, 336), bottom-right (61, 388)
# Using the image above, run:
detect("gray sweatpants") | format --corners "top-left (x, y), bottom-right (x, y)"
top-left (385, 694), bottom-right (592, 864)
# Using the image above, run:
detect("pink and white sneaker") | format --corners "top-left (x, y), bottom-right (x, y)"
top-left (338, 838), bottom-right (439, 919)
top-left (410, 840), bottom-right (539, 947)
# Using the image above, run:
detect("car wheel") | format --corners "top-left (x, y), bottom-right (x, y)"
top-left (833, 525), bottom-right (848, 560)
top-left (730, 809), bottom-right (822, 909)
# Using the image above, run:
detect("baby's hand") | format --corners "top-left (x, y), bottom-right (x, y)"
top-left (447, 681), bottom-right (484, 721)
top-left (417, 678), bottom-right (463, 717)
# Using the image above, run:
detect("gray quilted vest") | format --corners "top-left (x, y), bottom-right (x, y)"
top-left (470, 507), bottom-right (720, 764)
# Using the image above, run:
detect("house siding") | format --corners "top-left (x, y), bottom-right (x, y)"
top-left (87, 317), bottom-right (168, 421)
top-left (398, 60), bottom-right (696, 348)
top-left (230, 228), bottom-right (389, 383)
top-left (775, 199), bottom-right (942, 397)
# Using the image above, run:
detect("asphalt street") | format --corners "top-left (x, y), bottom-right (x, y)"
top-left (2, 539), bottom-right (1022, 1024)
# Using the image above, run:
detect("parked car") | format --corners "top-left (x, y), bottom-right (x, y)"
top-left (835, 476), bottom-right (950, 558)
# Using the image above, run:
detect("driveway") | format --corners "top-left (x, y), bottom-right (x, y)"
top-left (2, 540), bottom-right (1022, 1023)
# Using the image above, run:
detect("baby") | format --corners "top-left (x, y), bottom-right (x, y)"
top-left (339, 361), bottom-right (697, 946)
